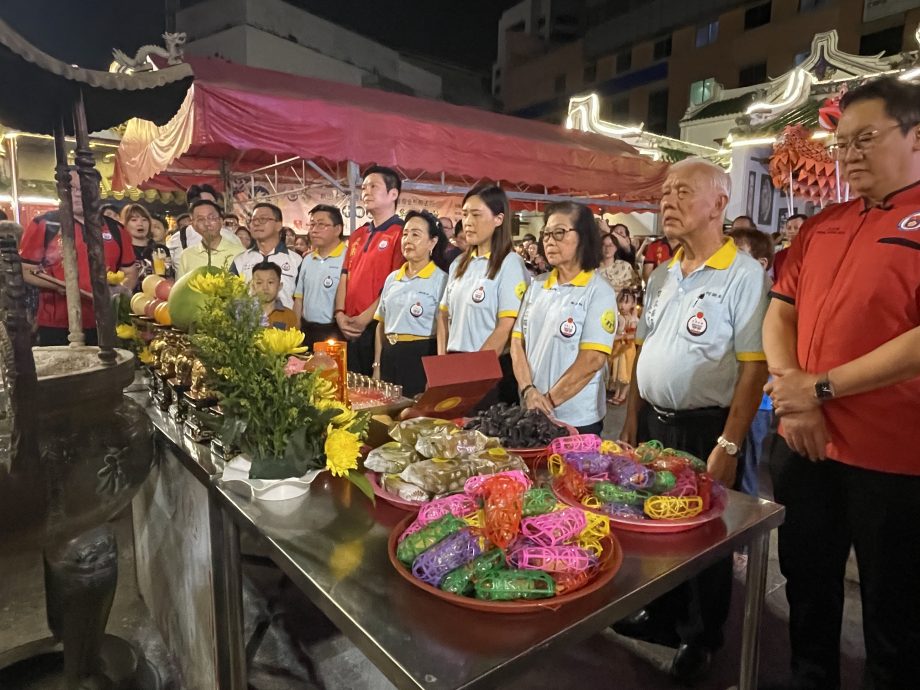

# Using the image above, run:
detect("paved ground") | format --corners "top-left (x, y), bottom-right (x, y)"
top-left (0, 403), bottom-right (867, 689)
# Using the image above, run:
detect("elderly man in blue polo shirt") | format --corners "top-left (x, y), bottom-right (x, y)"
top-left (617, 157), bottom-right (770, 684)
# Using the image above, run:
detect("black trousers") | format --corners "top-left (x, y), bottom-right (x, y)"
top-left (769, 436), bottom-right (920, 690)
top-left (380, 338), bottom-right (437, 397)
top-left (636, 404), bottom-right (734, 651)
top-left (38, 327), bottom-right (98, 347)
top-left (346, 321), bottom-right (376, 376)
top-left (301, 321), bottom-right (342, 348)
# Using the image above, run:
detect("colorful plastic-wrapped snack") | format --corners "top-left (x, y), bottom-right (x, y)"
top-left (667, 449), bottom-right (707, 473)
top-left (644, 495), bottom-right (704, 520)
top-left (466, 447), bottom-right (528, 476)
top-left (650, 469), bottom-right (677, 494)
top-left (593, 481), bottom-right (650, 506)
top-left (417, 494), bottom-right (479, 526)
top-left (399, 459), bottom-right (477, 495)
top-left (364, 441), bottom-right (419, 473)
top-left (381, 474), bottom-right (430, 503)
top-left (388, 417), bottom-right (458, 447)
top-left (412, 528), bottom-right (482, 587)
top-left (553, 567), bottom-right (597, 595)
top-left (697, 472), bottom-right (713, 511)
top-left (608, 455), bottom-right (655, 490)
top-left (509, 544), bottom-right (598, 573)
top-left (563, 452), bottom-right (612, 479)
top-left (520, 507), bottom-right (587, 546)
top-left (522, 487), bottom-right (558, 516)
top-left (665, 468), bottom-right (699, 498)
top-left (464, 469), bottom-right (531, 495)
top-left (440, 549), bottom-right (506, 595)
top-left (601, 502), bottom-right (647, 519)
top-left (416, 428), bottom-right (492, 459)
top-left (474, 569), bottom-right (556, 600)
top-left (561, 464), bottom-right (589, 500)
top-left (396, 514), bottom-right (466, 565)
top-left (477, 474), bottom-right (526, 550)
top-left (634, 440), bottom-right (664, 464)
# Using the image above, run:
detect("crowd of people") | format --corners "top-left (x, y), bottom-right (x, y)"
top-left (12, 75), bottom-right (919, 689)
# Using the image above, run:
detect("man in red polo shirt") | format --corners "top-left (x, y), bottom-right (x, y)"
top-left (763, 77), bottom-right (920, 689)
top-left (20, 170), bottom-right (136, 346)
top-left (334, 165), bottom-right (405, 374)
top-left (641, 235), bottom-right (678, 282)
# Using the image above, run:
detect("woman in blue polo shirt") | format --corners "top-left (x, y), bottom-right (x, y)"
top-left (437, 184), bottom-right (531, 405)
top-left (373, 211), bottom-right (449, 396)
top-left (511, 201), bottom-right (617, 434)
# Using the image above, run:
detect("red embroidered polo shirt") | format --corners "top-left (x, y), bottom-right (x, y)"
top-left (771, 181), bottom-right (920, 475)
top-left (342, 215), bottom-right (405, 316)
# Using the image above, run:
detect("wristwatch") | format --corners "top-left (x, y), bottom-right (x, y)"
top-left (716, 435), bottom-right (740, 457)
top-left (814, 375), bottom-right (836, 401)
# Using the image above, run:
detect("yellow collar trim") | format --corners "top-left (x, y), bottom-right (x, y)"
top-left (543, 269), bottom-right (594, 289)
top-left (668, 238), bottom-right (737, 271)
top-left (471, 249), bottom-right (491, 259)
top-left (396, 260), bottom-right (436, 281)
top-left (312, 241), bottom-right (345, 259)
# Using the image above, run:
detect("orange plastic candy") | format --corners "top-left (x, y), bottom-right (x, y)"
top-left (480, 475), bottom-right (525, 550)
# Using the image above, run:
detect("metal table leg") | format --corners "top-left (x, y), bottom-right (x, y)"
top-left (739, 532), bottom-right (770, 690)
top-left (211, 496), bottom-right (247, 690)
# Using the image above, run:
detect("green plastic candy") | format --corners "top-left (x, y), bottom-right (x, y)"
top-left (474, 568), bottom-right (556, 600)
top-left (440, 549), bottom-right (506, 595)
top-left (522, 487), bottom-right (558, 517)
top-left (650, 470), bottom-right (676, 494)
top-left (593, 481), bottom-right (651, 506)
top-left (396, 514), bottom-right (465, 566)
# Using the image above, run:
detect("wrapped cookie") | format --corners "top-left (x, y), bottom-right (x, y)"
top-left (400, 459), bottom-right (476, 495)
top-left (364, 441), bottom-right (419, 474)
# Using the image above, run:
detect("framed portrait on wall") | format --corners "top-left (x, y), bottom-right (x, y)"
top-left (746, 171), bottom-right (756, 218)
top-left (758, 173), bottom-right (774, 226)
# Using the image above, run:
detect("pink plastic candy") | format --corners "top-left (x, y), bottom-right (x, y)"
top-left (509, 544), bottom-right (598, 574)
top-left (548, 433), bottom-right (601, 456)
top-left (398, 519), bottom-right (424, 543)
top-left (520, 508), bottom-right (587, 546)
top-left (665, 468), bottom-right (698, 497)
top-left (464, 469), bottom-right (531, 495)
top-left (417, 494), bottom-right (478, 526)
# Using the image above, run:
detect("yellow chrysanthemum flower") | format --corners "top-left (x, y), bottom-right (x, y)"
top-left (316, 398), bottom-right (356, 427)
top-left (312, 376), bottom-right (336, 400)
top-left (188, 272), bottom-right (225, 295)
top-left (115, 324), bottom-right (137, 340)
top-left (106, 270), bottom-right (125, 285)
top-left (256, 328), bottom-right (309, 356)
top-left (324, 428), bottom-right (361, 478)
top-left (138, 347), bottom-right (154, 364)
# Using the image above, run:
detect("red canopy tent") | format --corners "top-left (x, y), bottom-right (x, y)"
top-left (114, 57), bottom-right (668, 219)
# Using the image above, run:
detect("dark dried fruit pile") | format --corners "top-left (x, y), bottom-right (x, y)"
top-left (464, 403), bottom-right (568, 449)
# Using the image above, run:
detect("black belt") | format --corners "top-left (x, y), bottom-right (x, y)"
top-left (650, 404), bottom-right (728, 423)
top-left (303, 321), bottom-right (336, 327)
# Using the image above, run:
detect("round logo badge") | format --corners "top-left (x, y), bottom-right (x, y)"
top-left (282, 262), bottom-right (291, 271)
top-left (601, 309), bottom-right (616, 334)
top-left (471, 286), bottom-right (485, 303)
top-left (378, 239), bottom-right (389, 250)
top-left (322, 276), bottom-right (334, 288)
top-left (559, 317), bottom-right (577, 338)
top-left (898, 211), bottom-right (920, 232)
top-left (102, 231), bottom-right (112, 241)
top-left (686, 311), bottom-right (708, 336)
top-left (515, 280), bottom-right (527, 300)
top-left (409, 301), bottom-right (423, 318)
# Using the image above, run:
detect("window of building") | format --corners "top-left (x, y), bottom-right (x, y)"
top-left (554, 73), bottom-right (567, 94)
top-left (860, 25), bottom-right (905, 56)
top-left (616, 49), bottom-right (632, 73)
top-left (647, 89), bottom-right (669, 134)
top-left (690, 77), bottom-right (716, 106)
top-left (744, 2), bottom-right (772, 30)
top-left (610, 97), bottom-right (630, 120)
top-left (583, 62), bottom-right (597, 84)
top-left (799, 0), bottom-right (830, 12)
top-left (696, 20), bottom-right (719, 48)
top-left (739, 62), bottom-right (767, 87)
top-left (653, 35), bottom-right (673, 60)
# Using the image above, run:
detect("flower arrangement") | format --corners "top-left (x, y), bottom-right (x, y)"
top-left (188, 270), bottom-right (373, 499)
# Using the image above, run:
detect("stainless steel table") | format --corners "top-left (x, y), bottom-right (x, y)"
top-left (212, 473), bottom-right (784, 690)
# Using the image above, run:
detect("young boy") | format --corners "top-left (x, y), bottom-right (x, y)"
top-left (251, 261), bottom-right (299, 330)
top-left (729, 228), bottom-right (774, 497)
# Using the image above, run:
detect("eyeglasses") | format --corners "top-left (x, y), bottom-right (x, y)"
top-left (304, 221), bottom-right (335, 230)
top-left (193, 215), bottom-right (221, 224)
top-left (250, 216), bottom-right (277, 225)
top-left (540, 226), bottom-right (577, 243)
top-left (827, 123), bottom-right (904, 160)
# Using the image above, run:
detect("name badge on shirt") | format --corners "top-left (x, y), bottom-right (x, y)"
top-left (102, 231), bottom-right (112, 241)
top-left (471, 286), bottom-right (485, 303)
top-left (559, 318), bottom-right (577, 338)
top-left (686, 311), bottom-right (708, 336)
top-left (323, 276), bottom-right (334, 288)
top-left (410, 302), bottom-right (424, 318)
top-left (378, 239), bottom-right (389, 250)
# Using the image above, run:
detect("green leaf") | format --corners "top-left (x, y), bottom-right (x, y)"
top-left (346, 469), bottom-right (376, 505)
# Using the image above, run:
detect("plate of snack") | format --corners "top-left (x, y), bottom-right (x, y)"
top-left (388, 470), bottom-right (622, 612)
top-left (549, 436), bottom-right (727, 534)
top-left (463, 403), bottom-right (575, 466)
top-left (363, 417), bottom-right (530, 511)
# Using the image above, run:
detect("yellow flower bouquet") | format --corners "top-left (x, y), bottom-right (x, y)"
top-left (189, 270), bottom-right (372, 500)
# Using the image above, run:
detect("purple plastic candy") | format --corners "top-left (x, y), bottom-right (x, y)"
top-left (563, 452), bottom-right (612, 479)
top-left (411, 528), bottom-right (482, 587)
top-left (608, 455), bottom-right (655, 490)
top-left (600, 503), bottom-right (647, 519)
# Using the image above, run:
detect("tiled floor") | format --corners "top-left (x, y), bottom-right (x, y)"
top-left (0, 405), bottom-right (867, 689)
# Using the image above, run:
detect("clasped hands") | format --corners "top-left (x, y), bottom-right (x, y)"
top-left (765, 367), bottom-right (829, 461)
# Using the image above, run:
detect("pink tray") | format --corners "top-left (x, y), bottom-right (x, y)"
top-left (365, 471), bottom-right (424, 512)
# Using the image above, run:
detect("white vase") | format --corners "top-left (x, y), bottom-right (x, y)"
top-left (221, 454), bottom-right (323, 502)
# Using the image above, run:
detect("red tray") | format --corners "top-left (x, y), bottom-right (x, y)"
top-left (553, 478), bottom-right (728, 534)
top-left (388, 513), bottom-right (623, 614)
top-left (365, 471), bottom-right (424, 512)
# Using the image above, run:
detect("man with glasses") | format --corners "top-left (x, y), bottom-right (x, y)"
top-left (763, 76), bottom-right (920, 689)
top-left (166, 184), bottom-right (241, 266)
top-left (231, 202), bottom-right (302, 308)
top-left (293, 204), bottom-right (347, 344)
top-left (176, 199), bottom-right (241, 277)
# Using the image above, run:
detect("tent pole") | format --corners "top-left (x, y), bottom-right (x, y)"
top-left (220, 160), bottom-right (231, 213)
top-left (7, 136), bottom-right (20, 224)
top-left (347, 160), bottom-right (359, 235)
